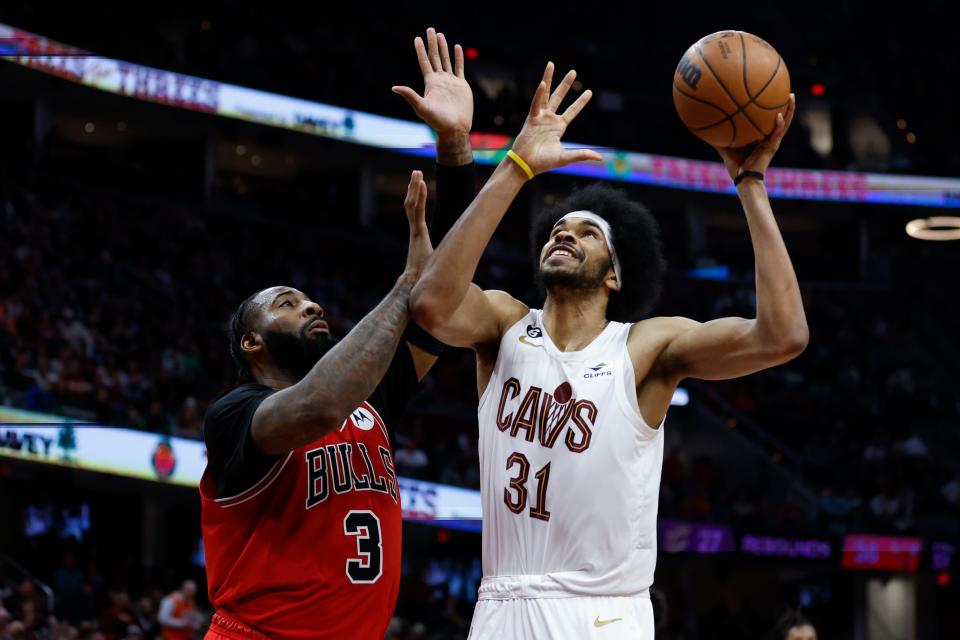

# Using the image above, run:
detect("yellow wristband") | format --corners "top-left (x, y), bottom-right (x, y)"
top-left (506, 149), bottom-right (534, 180)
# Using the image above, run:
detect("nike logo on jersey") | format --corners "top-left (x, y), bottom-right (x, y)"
top-left (593, 617), bottom-right (623, 628)
top-left (518, 335), bottom-right (543, 348)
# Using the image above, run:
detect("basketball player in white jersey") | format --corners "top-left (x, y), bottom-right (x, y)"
top-left (411, 62), bottom-right (807, 639)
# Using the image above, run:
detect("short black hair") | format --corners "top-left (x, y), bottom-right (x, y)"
top-left (228, 291), bottom-right (261, 384)
top-left (530, 183), bottom-right (665, 322)
top-left (775, 610), bottom-right (814, 639)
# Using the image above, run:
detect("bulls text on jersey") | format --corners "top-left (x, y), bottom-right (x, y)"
top-left (304, 406), bottom-right (398, 509)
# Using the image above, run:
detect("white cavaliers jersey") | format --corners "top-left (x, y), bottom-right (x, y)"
top-left (477, 309), bottom-right (665, 596)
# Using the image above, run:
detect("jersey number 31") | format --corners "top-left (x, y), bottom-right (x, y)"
top-left (504, 452), bottom-right (552, 521)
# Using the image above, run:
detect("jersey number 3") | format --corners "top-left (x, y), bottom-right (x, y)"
top-left (503, 452), bottom-right (552, 521)
top-left (343, 510), bottom-right (383, 583)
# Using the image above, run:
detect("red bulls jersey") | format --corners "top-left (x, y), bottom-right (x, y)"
top-left (201, 400), bottom-right (402, 639)
top-left (199, 344), bottom-right (421, 640)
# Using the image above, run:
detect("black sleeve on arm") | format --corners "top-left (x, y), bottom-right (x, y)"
top-left (403, 319), bottom-right (446, 356)
top-left (203, 384), bottom-right (281, 498)
top-left (432, 162), bottom-right (477, 240)
top-left (368, 343), bottom-right (421, 429)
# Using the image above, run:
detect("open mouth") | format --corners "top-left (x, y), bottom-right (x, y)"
top-left (546, 244), bottom-right (580, 262)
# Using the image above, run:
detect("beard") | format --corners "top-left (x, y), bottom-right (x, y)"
top-left (536, 256), bottom-right (611, 292)
top-left (262, 325), bottom-right (337, 380)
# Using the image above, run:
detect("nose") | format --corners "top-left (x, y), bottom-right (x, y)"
top-left (303, 301), bottom-right (323, 319)
top-left (554, 229), bottom-right (576, 245)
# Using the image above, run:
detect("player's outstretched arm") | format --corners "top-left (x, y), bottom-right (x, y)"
top-left (411, 62), bottom-right (602, 349)
top-left (251, 172), bottom-right (430, 455)
top-left (393, 26), bottom-right (473, 167)
top-left (651, 94), bottom-right (808, 383)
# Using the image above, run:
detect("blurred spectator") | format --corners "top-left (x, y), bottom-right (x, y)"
top-left (132, 597), bottom-right (159, 640)
top-left (100, 589), bottom-right (134, 640)
top-left (157, 581), bottom-right (200, 640)
top-left (775, 610), bottom-right (817, 640)
top-left (394, 438), bottom-right (430, 480)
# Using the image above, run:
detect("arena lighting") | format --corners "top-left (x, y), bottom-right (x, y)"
top-left (810, 82), bottom-right (826, 97)
top-left (670, 387), bottom-right (689, 406)
top-left (905, 216), bottom-right (960, 240)
top-left (6, 22), bottom-right (960, 207)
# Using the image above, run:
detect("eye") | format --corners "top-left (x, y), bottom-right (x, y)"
top-left (584, 230), bottom-right (598, 239)
top-left (280, 300), bottom-right (293, 307)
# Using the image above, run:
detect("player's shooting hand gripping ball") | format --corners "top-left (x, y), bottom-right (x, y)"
top-left (712, 93), bottom-right (796, 182)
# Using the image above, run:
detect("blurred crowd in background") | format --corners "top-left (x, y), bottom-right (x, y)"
top-left (1, 175), bottom-right (956, 542)
top-left (1, 4), bottom-right (958, 638)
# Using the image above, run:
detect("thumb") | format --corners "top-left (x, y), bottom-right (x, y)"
top-left (392, 86), bottom-right (424, 110)
top-left (562, 149), bottom-right (604, 165)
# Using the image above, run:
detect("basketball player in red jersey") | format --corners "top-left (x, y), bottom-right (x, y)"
top-left (200, 28), bottom-right (476, 640)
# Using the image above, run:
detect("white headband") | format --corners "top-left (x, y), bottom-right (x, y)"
top-left (556, 210), bottom-right (622, 285)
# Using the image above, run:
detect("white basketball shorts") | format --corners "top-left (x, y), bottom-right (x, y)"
top-left (467, 575), bottom-right (654, 640)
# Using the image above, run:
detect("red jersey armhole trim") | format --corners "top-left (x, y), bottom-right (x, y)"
top-left (211, 451), bottom-right (294, 508)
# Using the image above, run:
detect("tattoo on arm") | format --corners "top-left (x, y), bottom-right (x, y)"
top-left (306, 276), bottom-right (413, 417)
top-left (258, 276), bottom-right (415, 451)
top-left (436, 132), bottom-right (473, 167)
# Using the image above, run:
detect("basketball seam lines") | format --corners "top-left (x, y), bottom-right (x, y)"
top-left (673, 83), bottom-right (737, 144)
top-left (689, 88), bottom-right (788, 133)
top-left (673, 83), bottom-right (730, 114)
top-left (741, 32), bottom-right (786, 109)
top-left (686, 38), bottom-right (788, 140)
top-left (695, 41), bottom-right (765, 140)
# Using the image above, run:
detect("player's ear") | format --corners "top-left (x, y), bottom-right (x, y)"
top-left (241, 332), bottom-right (263, 355)
top-left (604, 269), bottom-right (621, 292)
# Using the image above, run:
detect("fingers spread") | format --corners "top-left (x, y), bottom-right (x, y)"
top-left (437, 32), bottom-right (453, 73)
top-left (392, 86), bottom-right (423, 110)
top-left (529, 81), bottom-right (548, 118)
top-left (540, 62), bottom-right (555, 95)
top-left (561, 88), bottom-right (592, 124)
top-left (414, 37), bottom-right (432, 77)
top-left (563, 148), bottom-right (604, 164)
top-left (548, 69), bottom-right (577, 112)
top-left (426, 28), bottom-right (442, 72)
top-left (454, 44), bottom-right (465, 78)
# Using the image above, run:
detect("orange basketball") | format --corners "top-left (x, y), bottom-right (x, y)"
top-left (673, 31), bottom-right (790, 148)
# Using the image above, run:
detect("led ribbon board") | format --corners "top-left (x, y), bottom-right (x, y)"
top-left (842, 534), bottom-right (923, 572)
top-left (3, 23), bottom-right (960, 207)
top-left (0, 406), bottom-right (482, 527)
top-left (0, 407), bottom-right (207, 487)
top-left (658, 518), bottom-right (735, 553)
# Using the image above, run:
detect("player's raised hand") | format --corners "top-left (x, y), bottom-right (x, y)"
top-left (509, 62), bottom-right (603, 177)
top-left (403, 170), bottom-right (432, 277)
top-left (392, 27), bottom-right (473, 138)
top-left (713, 93), bottom-right (796, 182)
